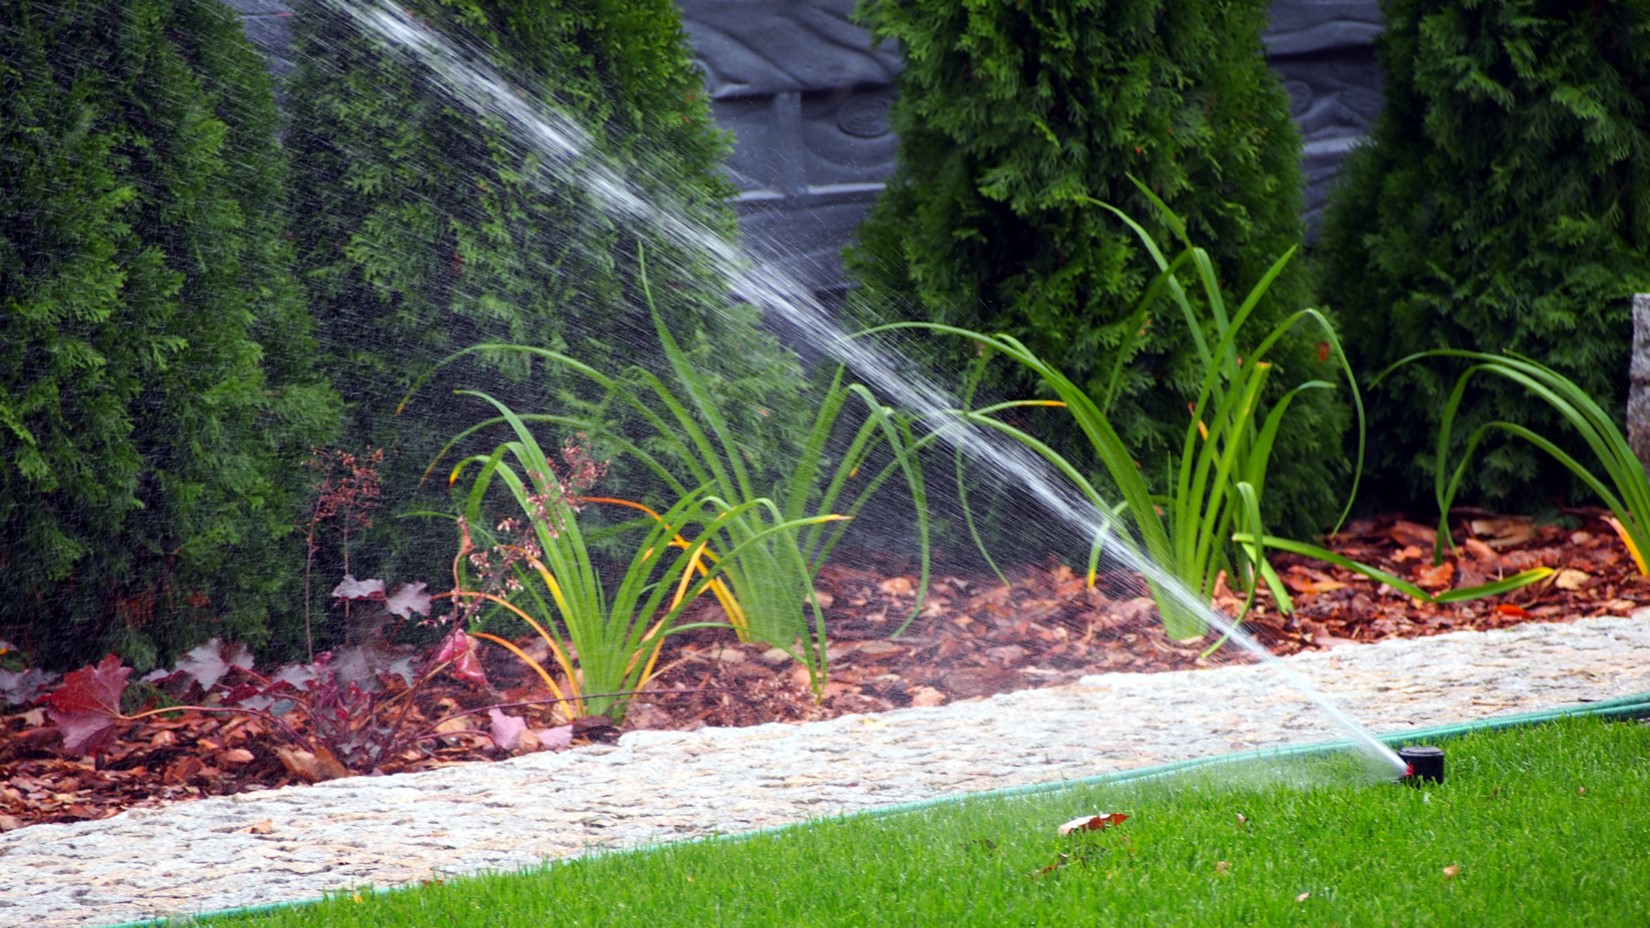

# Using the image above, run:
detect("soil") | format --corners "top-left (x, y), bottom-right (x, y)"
top-left (3, 508), bottom-right (1645, 832)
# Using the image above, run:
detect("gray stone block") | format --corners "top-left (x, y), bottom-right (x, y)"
top-left (681, 0), bottom-right (1387, 292)
top-left (1263, 0), bottom-right (1383, 55)
top-left (1628, 294), bottom-right (1650, 469)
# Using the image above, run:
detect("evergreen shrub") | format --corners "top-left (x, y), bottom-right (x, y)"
top-left (1319, 0), bottom-right (1650, 507)
top-left (286, 0), bottom-right (807, 588)
top-left (0, 0), bottom-right (339, 670)
top-left (846, 0), bottom-right (1350, 536)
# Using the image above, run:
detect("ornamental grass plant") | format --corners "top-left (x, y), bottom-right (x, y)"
top-left (446, 394), bottom-right (841, 722)
top-left (885, 193), bottom-right (1363, 642)
top-left (424, 262), bottom-right (931, 716)
top-left (1384, 349), bottom-right (1650, 576)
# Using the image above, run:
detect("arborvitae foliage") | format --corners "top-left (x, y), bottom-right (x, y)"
top-left (286, 0), bottom-right (805, 584)
top-left (0, 0), bottom-right (339, 670)
top-left (1320, 1), bottom-right (1650, 508)
top-left (847, 0), bottom-right (1349, 534)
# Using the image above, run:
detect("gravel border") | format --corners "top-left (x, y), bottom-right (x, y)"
top-left (4, 612), bottom-right (1648, 927)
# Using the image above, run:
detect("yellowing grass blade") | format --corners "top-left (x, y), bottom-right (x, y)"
top-left (1603, 515), bottom-right (1649, 576)
top-left (470, 630), bottom-right (581, 718)
top-left (585, 495), bottom-right (753, 636)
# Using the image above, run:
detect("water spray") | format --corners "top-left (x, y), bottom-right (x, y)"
top-left (328, 0), bottom-right (1412, 780)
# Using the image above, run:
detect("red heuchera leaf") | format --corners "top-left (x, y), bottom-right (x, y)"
top-left (384, 582), bottom-right (431, 620)
top-left (0, 667), bottom-right (60, 707)
top-left (488, 708), bottom-right (528, 752)
top-left (329, 639), bottom-right (417, 691)
top-left (272, 661), bottom-right (319, 690)
top-left (174, 638), bottom-right (255, 691)
top-left (45, 655), bottom-right (131, 756)
top-left (331, 575), bottom-right (386, 601)
top-left (1057, 812), bottom-right (1129, 836)
top-left (434, 629), bottom-right (489, 687)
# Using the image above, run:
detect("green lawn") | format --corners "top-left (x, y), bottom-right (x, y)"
top-left (183, 716), bottom-right (1650, 927)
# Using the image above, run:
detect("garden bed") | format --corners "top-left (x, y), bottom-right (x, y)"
top-left (1, 509), bottom-right (1644, 833)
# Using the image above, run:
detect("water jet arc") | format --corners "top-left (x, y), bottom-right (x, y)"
top-left (326, 0), bottom-right (1409, 779)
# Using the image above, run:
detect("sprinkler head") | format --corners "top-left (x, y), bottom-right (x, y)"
top-left (1398, 745), bottom-right (1445, 785)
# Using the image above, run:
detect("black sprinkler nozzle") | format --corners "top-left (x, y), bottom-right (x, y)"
top-left (1398, 745), bottom-right (1445, 784)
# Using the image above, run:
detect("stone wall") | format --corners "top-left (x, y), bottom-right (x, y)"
top-left (228, 0), bottom-right (1385, 293)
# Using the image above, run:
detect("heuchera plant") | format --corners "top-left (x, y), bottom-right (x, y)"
top-left (39, 578), bottom-right (569, 776)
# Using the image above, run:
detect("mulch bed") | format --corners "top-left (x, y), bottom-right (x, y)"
top-left (3, 508), bottom-right (1644, 832)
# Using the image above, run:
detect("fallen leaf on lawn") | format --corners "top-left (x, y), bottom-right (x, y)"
top-left (1058, 812), bottom-right (1129, 836)
top-left (1296, 892), bottom-right (1311, 903)
top-left (1215, 860), bottom-right (1231, 873)
top-left (1552, 568), bottom-right (1590, 591)
top-left (1234, 812), bottom-right (1248, 826)
top-left (1035, 852), bottom-right (1073, 875)
top-left (1442, 864), bottom-right (1460, 879)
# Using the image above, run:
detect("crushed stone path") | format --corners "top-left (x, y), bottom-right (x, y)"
top-left (5, 613), bottom-right (1649, 927)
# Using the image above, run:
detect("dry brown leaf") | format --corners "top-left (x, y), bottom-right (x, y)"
top-left (1442, 864), bottom-right (1460, 879)
top-left (1553, 568), bottom-right (1590, 591)
top-left (219, 748), bottom-right (255, 766)
top-left (1389, 520), bottom-right (1437, 547)
top-left (1215, 860), bottom-right (1231, 873)
top-left (1470, 515), bottom-right (1537, 549)
top-left (1414, 561), bottom-right (1455, 590)
top-left (165, 756), bottom-right (203, 784)
top-left (1462, 537), bottom-right (1500, 562)
top-left (1391, 544), bottom-right (1425, 563)
top-left (433, 716), bottom-right (474, 736)
top-left (275, 746), bottom-right (348, 783)
top-left (908, 686), bottom-right (946, 708)
top-left (1057, 812), bottom-right (1128, 835)
top-left (877, 576), bottom-right (915, 597)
